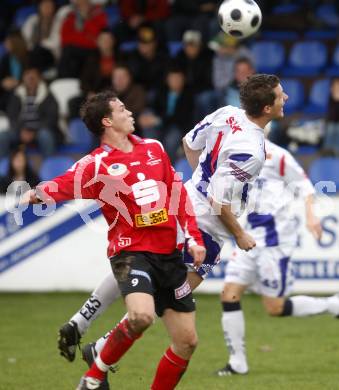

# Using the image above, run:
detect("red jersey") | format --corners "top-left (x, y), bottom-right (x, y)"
top-left (37, 135), bottom-right (203, 258)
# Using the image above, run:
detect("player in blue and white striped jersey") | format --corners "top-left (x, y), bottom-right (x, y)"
top-left (216, 139), bottom-right (339, 376)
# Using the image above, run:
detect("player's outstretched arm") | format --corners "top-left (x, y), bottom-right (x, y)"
top-left (305, 194), bottom-right (322, 240)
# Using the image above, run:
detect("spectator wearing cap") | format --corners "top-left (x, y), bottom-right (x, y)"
top-left (121, 25), bottom-right (169, 92)
top-left (174, 30), bottom-right (213, 95)
top-left (192, 31), bottom-right (254, 119)
top-left (208, 31), bottom-right (253, 91)
top-left (0, 67), bottom-right (60, 158)
top-left (58, 0), bottom-right (108, 78)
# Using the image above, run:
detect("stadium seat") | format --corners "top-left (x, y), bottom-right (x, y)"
top-left (282, 41), bottom-right (328, 77)
top-left (315, 4), bottom-right (339, 28)
top-left (168, 41), bottom-right (183, 57)
top-left (303, 79), bottom-right (330, 115)
top-left (308, 157), bottom-right (339, 194)
top-left (251, 41), bottom-right (285, 73)
top-left (280, 78), bottom-right (304, 114)
top-left (272, 4), bottom-right (301, 14)
top-left (49, 78), bottom-right (80, 118)
top-left (13, 5), bottom-right (37, 28)
top-left (326, 44), bottom-right (339, 77)
top-left (304, 30), bottom-right (338, 40)
top-left (0, 158), bottom-right (9, 177)
top-left (174, 158), bottom-right (192, 183)
top-left (39, 156), bottom-right (75, 181)
top-left (260, 30), bottom-right (299, 40)
top-left (68, 118), bottom-right (94, 152)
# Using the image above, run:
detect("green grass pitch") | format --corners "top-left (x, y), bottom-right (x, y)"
top-left (1, 293), bottom-right (339, 389)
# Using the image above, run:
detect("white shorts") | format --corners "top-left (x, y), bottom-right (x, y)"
top-left (224, 245), bottom-right (295, 298)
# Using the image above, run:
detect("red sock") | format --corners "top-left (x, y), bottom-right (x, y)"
top-left (151, 347), bottom-right (189, 390)
top-left (85, 319), bottom-right (142, 381)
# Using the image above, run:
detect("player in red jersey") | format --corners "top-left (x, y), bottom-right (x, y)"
top-left (23, 90), bottom-right (206, 390)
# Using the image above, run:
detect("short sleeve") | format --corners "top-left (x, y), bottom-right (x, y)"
top-left (185, 118), bottom-right (213, 151)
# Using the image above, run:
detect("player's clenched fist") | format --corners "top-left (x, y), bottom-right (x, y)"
top-left (235, 232), bottom-right (256, 252)
top-left (188, 245), bottom-right (206, 268)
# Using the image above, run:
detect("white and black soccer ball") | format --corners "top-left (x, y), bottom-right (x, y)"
top-left (218, 0), bottom-right (262, 39)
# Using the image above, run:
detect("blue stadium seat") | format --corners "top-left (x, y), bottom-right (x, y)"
top-left (105, 4), bottom-right (120, 29)
top-left (303, 79), bottom-right (330, 115)
top-left (260, 31), bottom-right (299, 40)
top-left (251, 41), bottom-right (285, 73)
top-left (174, 158), bottom-right (192, 183)
top-left (68, 118), bottom-right (94, 152)
top-left (304, 30), bottom-right (338, 40)
top-left (39, 156), bottom-right (75, 181)
top-left (280, 79), bottom-right (304, 114)
top-left (308, 157), bottom-right (339, 194)
top-left (168, 41), bottom-right (183, 57)
top-left (14, 5), bottom-right (37, 28)
top-left (326, 44), bottom-right (339, 77)
top-left (0, 158), bottom-right (9, 176)
top-left (315, 4), bottom-right (339, 28)
top-left (119, 41), bottom-right (137, 52)
top-left (282, 41), bottom-right (328, 77)
top-left (272, 4), bottom-right (301, 14)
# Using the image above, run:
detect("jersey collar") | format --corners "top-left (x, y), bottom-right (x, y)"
top-left (101, 134), bottom-right (142, 152)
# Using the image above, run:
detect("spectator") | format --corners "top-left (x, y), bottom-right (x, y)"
top-left (80, 29), bottom-right (117, 92)
top-left (222, 57), bottom-right (255, 107)
top-left (174, 30), bottom-right (213, 95)
top-left (111, 64), bottom-right (146, 122)
top-left (58, 0), bottom-right (107, 78)
top-left (209, 32), bottom-right (253, 91)
top-left (122, 25), bottom-right (169, 92)
top-left (21, 0), bottom-right (59, 74)
top-left (138, 66), bottom-right (194, 162)
top-left (193, 32), bottom-right (253, 121)
top-left (0, 67), bottom-right (60, 158)
top-left (0, 146), bottom-right (40, 194)
top-left (0, 30), bottom-right (29, 112)
top-left (322, 77), bottom-right (339, 156)
top-left (115, 0), bottom-right (170, 43)
top-left (166, 0), bottom-right (220, 41)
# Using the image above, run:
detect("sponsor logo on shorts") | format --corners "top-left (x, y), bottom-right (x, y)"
top-left (174, 280), bottom-right (191, 300)
top-left (135, 208), bottom-right (168, 227)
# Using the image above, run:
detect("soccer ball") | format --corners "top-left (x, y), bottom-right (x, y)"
top-left (218, 0), bottom-right (262, 39)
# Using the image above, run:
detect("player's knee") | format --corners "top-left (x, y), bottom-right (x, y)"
top-left (174, 331), bottom-right (198, 357)
top-left (263, 299), bottom-right (283, 316)
top-left (221, 284), bottom-right (242, 302)
top-left (129, 311), bottom-right (154, 333)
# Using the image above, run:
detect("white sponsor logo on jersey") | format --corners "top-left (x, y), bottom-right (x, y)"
top-left (107, 163), bottom-right (127, 176)
top-left (146, 149), bottom-right (162, 166)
